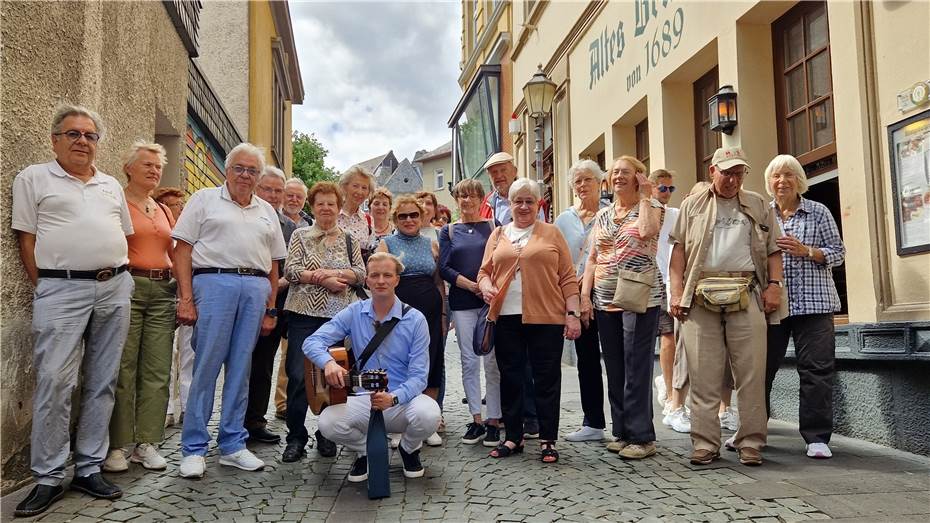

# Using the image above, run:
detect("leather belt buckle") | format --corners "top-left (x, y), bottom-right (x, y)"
top-left (237, 268), bottom-right (252, 275)
top-left (150, 269), bottom-right (165, 280)
top-left (96, 269), bottom-right (114, 281)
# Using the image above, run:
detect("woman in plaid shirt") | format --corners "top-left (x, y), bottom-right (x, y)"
top-left (762, 154), bottom-right (845, 460)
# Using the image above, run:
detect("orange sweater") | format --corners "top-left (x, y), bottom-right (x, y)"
top-left (477, 222), bottom-right (579, 324)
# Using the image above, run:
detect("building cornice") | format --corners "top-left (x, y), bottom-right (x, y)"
top-left (458, 0), bottom-right (509, 86)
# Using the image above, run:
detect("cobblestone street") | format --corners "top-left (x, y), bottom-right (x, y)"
top-left (3, 334), bottom-right (929, 522)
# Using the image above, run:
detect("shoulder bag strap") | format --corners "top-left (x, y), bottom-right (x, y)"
top-left (354, 305), bottom-right (410, 372)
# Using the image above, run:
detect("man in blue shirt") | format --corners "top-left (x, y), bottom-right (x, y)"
top-left (304, 252), bottom-right (441, 482)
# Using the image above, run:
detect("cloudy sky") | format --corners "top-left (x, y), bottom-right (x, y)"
top-left (290, 1), bottom-right (463, 172)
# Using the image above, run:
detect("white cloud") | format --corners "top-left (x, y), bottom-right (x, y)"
top-left (290, 1), bottom-right (462, 172)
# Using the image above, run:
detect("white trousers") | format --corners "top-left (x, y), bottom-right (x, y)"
top-left (167, 325), bottom-right (194, 416)
top-left (319, 394), bottom-right (440, 455)
top-left (451, 309), bottom-right (502, 419)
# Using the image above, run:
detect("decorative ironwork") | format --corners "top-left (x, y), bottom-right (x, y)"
top-left (187, 59), bottom-right (243, 158)
top-left (163, 0), bottom-right (202, 57)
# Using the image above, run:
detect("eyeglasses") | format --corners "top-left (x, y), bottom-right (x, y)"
top-left (231, 164), bottom-right (260, 177)
top-left (658, 185), bottom-right (676, 193)
top-left (397, 211), bottom-right (421, 221)
top-left (54, 130), bottom-right (100, 143)
top-left (456, 193), bottom-right (481, 200)
top-left (719, 167), bottom-right (747, 178)
top-left (512, 199), bottom-right (536, 208)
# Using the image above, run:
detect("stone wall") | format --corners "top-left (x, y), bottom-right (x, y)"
top-left (0, 0), bottom-right (188, 493)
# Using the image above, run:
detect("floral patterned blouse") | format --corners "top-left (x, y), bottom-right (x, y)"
top-left (284, 224), bottom-right (366, 318)
top-left (337, 207), bottom-right (376, 254)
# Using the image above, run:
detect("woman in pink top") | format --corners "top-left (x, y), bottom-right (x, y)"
top-left (104, 142), bottom-right (177, 473)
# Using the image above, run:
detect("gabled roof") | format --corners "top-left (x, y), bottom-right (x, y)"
top-left (354, 150), bottom-right (395, 175)
top-left (413, 140), bottom-right (452, 163)
top-left (383, 158), bottom-right (423, 194)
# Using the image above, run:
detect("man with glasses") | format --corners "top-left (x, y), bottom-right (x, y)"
top-left (12, 104), bottom-right (134, 517)
top-left (668, 146), bottom-right (784, 467)
top-left (172, 143), bottom-right (287, 479)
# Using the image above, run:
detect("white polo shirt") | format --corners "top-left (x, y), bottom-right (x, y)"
top-left (172, 184), bottom-right (287, 273)
top-left (11, 160), bottom-right (133, 270)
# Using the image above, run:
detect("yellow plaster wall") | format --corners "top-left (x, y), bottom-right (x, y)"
top-left (248, 0), bottom-right (293, 173)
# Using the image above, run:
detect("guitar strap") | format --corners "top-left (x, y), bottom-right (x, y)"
top-left (352, 304), bottom-right (411, 373)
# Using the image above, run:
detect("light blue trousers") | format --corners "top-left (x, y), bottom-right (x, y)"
top-left (181, 273), bottom-right (269, 456)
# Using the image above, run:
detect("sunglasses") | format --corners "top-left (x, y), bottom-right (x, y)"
top-left (397, 211), bottom-right (421, 221)
top-left (658, 185), bottom-right (676, 193)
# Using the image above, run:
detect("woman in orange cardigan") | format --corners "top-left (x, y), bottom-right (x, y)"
top-left (477, 178), bottom-right (582, 464)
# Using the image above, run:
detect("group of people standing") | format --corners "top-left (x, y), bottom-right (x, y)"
top-left (12, 103), bottom-right (846, 518)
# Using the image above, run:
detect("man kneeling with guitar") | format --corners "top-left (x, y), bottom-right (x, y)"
top-left (303, 252), bottom-right (441, 483)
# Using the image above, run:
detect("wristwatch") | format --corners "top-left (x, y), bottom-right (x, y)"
top-left (567, 310), bottom-right (581, 318)
top-left (391, 395), bottom-right (399, 407)
top-left (807, 246), bottom-right (815, 258)
top-left (767, 280), bottom-right (784, 288)
top-left (264, 308), bottom-right (278, 318)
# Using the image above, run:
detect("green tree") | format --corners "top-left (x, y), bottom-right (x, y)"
top-left (291, 131), bottom-right (339, 187)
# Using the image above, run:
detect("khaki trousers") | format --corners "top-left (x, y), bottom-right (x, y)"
top-left (274, 339), bottom-right (288, 414)
top-left (681, 300), bottom-right (767, 451)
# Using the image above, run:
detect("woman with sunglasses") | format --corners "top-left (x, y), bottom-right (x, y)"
top-left (376, 196), bottom-right (445, 437)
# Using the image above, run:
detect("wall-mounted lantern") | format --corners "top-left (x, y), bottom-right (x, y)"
top-left (523, 64), bottom-right (557, 182)
top-left (709, 84), bottom-right (738, 135)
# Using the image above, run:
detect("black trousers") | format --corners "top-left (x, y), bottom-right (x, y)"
top-left (575, 314), bottom-right (605, 429)
top-left (244, 314), bottom-right (286, 429)
top-left (494, 316), bottom-right (563, 443)
top-left (285, 314), bottom-right (330, 447)
top-left (596, 307), bottom-right (659, 443)
top-left (765, 313), bottom-right (835, 444)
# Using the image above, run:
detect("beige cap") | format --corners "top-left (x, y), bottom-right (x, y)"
top-left (711, 146), bottom-right (750, 171)
top-left (482, 151), bottom-right (515, 170)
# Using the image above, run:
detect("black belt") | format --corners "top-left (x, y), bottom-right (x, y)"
top-left (193, 268), bottom-right (268, 278)
top-left (38, 265), bottom-right (128, 281)
top-left (129, 267), bottom-right (173, 280)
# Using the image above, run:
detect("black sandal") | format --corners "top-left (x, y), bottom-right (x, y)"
top-left (540, 441), bottom-right (559, 463)
top-left (489, 440), bottom-right (524, 458)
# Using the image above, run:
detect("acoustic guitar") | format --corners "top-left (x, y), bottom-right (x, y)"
top-left (304, 347), bottom-right (389, 415)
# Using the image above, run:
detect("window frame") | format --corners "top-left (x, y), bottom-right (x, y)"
top-left (693, 66), bottom-right (721, 182)
top-left (635, 118), bottom-right (650, 172)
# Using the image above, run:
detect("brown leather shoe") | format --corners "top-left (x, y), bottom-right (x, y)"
top-left (738, 447), bottom-right (763, 466)
top-left (689, 449), bottom-right (720, 465)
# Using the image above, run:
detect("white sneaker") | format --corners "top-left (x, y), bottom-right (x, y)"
top-left (219, 449), bottom-right (264, 471)
top-left (389, 434), bottom-right (401, 449)
top-left (662, 399), bottom-right (674, 416)
top-left (724, 435), bottom-right (736, 451)
top-left (564, 426), bottom-right (605, 442)
top-left (719, 407), bottom-right (740, 431)
top-left (654, 375), bottom-right (667, 406)
top-left (102, 448), bottom-right (128, 472)
top-left (179, 455), bottom-right (206, 478)
top-left (806, 442), bottom-right (833, 459)
top-left (425, 432), bottom-right (443, 447)
top-left (667, 407), bottom-right (691, 434)
top-left (130, 443), bottom-right (167, 470)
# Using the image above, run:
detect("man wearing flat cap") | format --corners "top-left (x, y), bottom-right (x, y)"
top-left (668, 146), bottom-right (784, 467)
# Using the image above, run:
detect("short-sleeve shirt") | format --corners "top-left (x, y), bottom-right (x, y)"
top-left (11, 161), bottom-right (133, 270)
top-left (590, 200), bottom-right (665, 312)
top-left (171, 184), bottom-right (286, 272)
top-left (127, 202), bottom-right (175, 270)
top-left (704, 197), bottom-right (754, 272)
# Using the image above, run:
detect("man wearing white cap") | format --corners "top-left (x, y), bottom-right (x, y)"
top-left (668, 146), bottom-right (784, 467)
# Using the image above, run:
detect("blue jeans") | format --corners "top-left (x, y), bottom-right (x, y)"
top-left (181, 274), bottom-right (269, 456)
top-left (285, 313), bottom-right (330, 448)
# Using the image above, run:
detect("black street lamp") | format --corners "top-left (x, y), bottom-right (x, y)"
top-left (709, 84), bottom-right (738, 135)
top-left (523, 64), bottom-right (557, 182)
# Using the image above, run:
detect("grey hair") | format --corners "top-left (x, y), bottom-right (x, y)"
top-left (226, 142), bottom-right (266, 174)
top-left (568, 159), bottom-right (604, 185)
top-left (339, 165), bottom-right (376, 191)
top-left (260, 166), bottom-right (286, 184)
top-left (122, 141), bottom-right (168, 172)
top-left (764, 154), bottom-right (808, 196)
top-left (508, 177), bottom-right (542, 201)
top-left (285, 177), bottom-right (308, 195)
top-left (51, 103), bottom-right (105, 139)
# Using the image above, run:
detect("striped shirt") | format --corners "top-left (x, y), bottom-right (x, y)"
top-left (772, 197), bottom-right (845, 316)
top-left (591, 199), bottom-right (665, 312)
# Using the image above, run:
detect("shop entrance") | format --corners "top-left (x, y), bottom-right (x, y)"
top-left (805, 172), bottom-right (848, 318)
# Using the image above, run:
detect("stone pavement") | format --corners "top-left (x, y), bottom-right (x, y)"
top-left (3, 333), bottom-right (929, 522)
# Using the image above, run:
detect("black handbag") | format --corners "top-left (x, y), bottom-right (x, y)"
top-left (473, 303), bottom-right (495, 356)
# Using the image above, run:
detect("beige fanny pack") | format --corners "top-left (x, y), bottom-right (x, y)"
top-left (694, 273), bottom-right (754, 312)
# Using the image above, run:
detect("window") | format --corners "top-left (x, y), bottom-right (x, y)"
top-left (773, 2), bottom-right (836, 170)
top-left (450, 65), bottom-right (501, 191)
top-left (271, 40), bottom-right (289, 167)
top-left (435, 169), bottom-right (444, 190)
top-left (635, 118), bottom-right (650, 172)
top-left (471, 2), bottom-right (480, 51)
top-left (694, 67), bottom-right (721, 181)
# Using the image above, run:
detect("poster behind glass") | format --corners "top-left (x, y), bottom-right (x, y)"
top-left (889, 109), bottom-right (930, 255)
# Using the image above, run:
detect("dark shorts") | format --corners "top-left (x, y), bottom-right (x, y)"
top-left (656, 308), bottom-right (674, 335)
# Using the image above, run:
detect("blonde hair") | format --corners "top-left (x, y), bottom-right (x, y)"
top-left (451, 178), bottom-right (485, 200)
top-left (648, 168), bottom-right (674, 184)
top-left (763, 154), bottom-right (809, 196)
top-left (391, 195), bottom-right (426, 223)
top-left (367, 251), bottom-right (405, 275)
top-left (339, 165), bottom-right (376, 192)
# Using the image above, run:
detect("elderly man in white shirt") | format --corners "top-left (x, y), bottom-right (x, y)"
top-left (12, 104), bottom-right (134, 518)
top-left (172, 143), bottom-right (287, 479)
